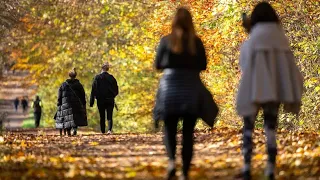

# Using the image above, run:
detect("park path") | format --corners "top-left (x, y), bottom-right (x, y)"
top-left (0, 128), bottom-right (319, 179)
top-left (0, 70), bottom-right (36, 129)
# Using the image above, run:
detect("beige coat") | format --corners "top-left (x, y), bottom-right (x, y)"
top-left (236, 23), bottom-right (303, 116)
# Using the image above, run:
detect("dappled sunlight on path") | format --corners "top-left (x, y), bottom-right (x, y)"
top-left (0, 128), bottom-right (319, 179)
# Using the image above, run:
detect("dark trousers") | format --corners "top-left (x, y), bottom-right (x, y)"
top-left (164, 115), bottom-right (197, 176)
top-left (34, 112), bottom-right (41, 128)
top-left (97, 100), bottom-right (115, 133)
top-left (242, 103), bottom-right (279, 166)
top-left (14, 104), bottom-right (18, 112)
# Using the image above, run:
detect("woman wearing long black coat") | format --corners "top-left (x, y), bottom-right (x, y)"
top-left (153, 7), bottom-right (217, 180)
top-left (55, 68), bottom-right (87, 136)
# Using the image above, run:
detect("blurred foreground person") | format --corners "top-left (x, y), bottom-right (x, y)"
top-left (90, 62), bottom-right (118, 135)
top-left (153, 7), bottom-right (218, 180)
top-left (236, 2), bottom-right (303, 180)
top-left (32, 96), bottom-right (42, 128)
top-left (55, 68), bottom-right (87, 136)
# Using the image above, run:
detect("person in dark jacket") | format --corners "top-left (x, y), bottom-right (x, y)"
top-left (13, 97), bottom-right (19, 112)
top-left (55, 68), bottom-right (87, 136)
top-left (32, 95), bottom-right (42, 128)
top-left (154, 7), bottom-right (208, 180)
top-left (90, 62), bottom-right (118, 134)
top-left (21, 97), bottom-right (28, 116)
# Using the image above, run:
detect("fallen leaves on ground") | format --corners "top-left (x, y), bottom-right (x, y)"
top-left (0, 128), bottom-right (319, 179)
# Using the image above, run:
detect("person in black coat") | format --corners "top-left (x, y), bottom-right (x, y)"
top-left (90, 62), bottom-right (118, 134)
top-left (32, 95), bottom-right (42, 128)
top-left (21, 97), bottom-right (28, 115)
top-left (55, 68), bottom-right (87, 136)
top-left (154, 7), bottom-right (208, 180)
top-left (13, 97), bottom-right (19, 112)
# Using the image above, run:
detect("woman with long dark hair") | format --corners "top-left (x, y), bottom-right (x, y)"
top-left (154, 7), bottom-right (208, 180)
top-left (236, 2), bottom-right (303, 180)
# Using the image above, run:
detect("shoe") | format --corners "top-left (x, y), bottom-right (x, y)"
top-left (234, 171), bottom-right (251, 180)
top-left (72, 130), bottom-right (77, 136)
top-left (166, 160), bottom-right (176, 180)
top-left (166, 167), bottom-right (176, 180)
top-left (266, 173), bottom-right (275, 180)
top-left (107, 130), bottom-right (112, 135)
top-left (179, 175), bottom-right (188, 180)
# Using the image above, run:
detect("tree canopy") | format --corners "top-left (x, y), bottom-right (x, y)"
top-left (1, 0), bottom-right (319, 132)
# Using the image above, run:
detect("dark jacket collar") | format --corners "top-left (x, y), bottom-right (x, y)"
top-left (66, 78), bottom-right (80, 84)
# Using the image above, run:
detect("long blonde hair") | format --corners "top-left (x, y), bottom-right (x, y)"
top-left (169, 7), bottom-right (196, 55)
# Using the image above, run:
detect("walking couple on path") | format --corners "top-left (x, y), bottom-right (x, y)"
top-left (54, 63), bottom-right (118, 136)
top-left (154, 2), bottom-right (303, 180)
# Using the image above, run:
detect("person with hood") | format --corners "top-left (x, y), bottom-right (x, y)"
top-left (55, 68), bottom-right (87, 136)
top-left (236, 2), bottom-right (303, 180)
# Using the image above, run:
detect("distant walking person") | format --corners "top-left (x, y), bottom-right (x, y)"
top-left (13, 97), bottom-right (19, 112)
top-left (90, 62), bottom-right (118, 134)
top-left (236, 2), bottom-right (303, 180)
top-left (32, 96), bottom-right (42, 128)
top-left (55, 68), bottom-right (87, 136)
top-left (21, 97), bottom-right (28, 115)
top-left (153, 7), bottom-right (217, 180)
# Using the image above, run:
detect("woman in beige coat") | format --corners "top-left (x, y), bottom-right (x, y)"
top-left (236, 2), bottom-right (303, 180)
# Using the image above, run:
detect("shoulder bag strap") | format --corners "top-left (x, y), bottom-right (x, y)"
top-left (65, 81), bottom-right (84, 109)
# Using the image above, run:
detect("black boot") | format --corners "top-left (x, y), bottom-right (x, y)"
top-left (72, 128), bottom-right (77, 136)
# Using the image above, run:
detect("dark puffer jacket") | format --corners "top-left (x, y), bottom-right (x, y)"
top-left (154, 35), bottom-right (207, 118)
top-left (55, 79), bottom-right (87, 129)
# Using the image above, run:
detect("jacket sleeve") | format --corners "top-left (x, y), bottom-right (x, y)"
top-left (197, 38), bottom-right (207, 70)
top-left (79, 83), bottom-right (86, 106)
top-left (90, 76), bottom-right (97, 107)
top-left (154, 37), bottom-right (166, 70)
top-left (113, 76), bottom-right (119, 97)
top-left (57, 86), bottom-right (62, 106)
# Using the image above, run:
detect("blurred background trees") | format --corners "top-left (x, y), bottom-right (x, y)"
top-left (1, 0), bottom-right (319, 132)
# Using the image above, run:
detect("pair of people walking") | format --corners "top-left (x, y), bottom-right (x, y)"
top-left (154, 2), bottom-right (303, 180)
top-left (13, 97), bottom-right (29, 115)
top-left (54, 64), bottom-right (118, 136)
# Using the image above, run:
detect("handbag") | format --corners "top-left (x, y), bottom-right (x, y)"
top-left (199, 85), bottom-right (219, 127)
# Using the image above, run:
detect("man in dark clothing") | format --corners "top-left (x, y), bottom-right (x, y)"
top-left (90, 62), bottom-right (118, 134)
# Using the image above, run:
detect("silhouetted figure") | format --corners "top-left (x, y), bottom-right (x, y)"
top-left (55, 68), bottom-right (87, 136)
top-left (236, 2), bottom-right (303, 180)
top-left (32, 96), bottom-right (42, 128)
top-left (13, 97), bottom-right (19, 112)
top-left (90, 62), bottom-right (118, 135)
top-left (153, 7), bottom-right (218, 180)
top-left (21, 97), bottom-right (28, 115)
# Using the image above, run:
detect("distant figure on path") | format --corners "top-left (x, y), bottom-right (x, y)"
top-left (21, 97), bottom-right (28, 115)
top-left (13, 97), bottom-right (19, 112)
top-left (55, 68), bottom-right (87, 136)
top-left (32, 96), bottom-right (42, 128)
top-left (153, 7), bottom-right (212, 180)
top-left (236, 2), bottom-right (303, 180)
top-left (90, 62), bottom-right (118, 135)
